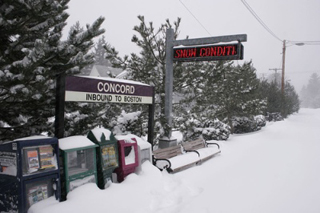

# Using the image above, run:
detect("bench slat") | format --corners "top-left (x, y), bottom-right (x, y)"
top-left (153, 145), bottom-right (200, 173)
top-left (153, 146), bottom-right (182, 159)
top-left (182, 138), bottom-right (221, 163)
top-left (182, 138), bottom-right (206, 151)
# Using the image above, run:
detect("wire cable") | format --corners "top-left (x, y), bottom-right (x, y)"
top-left (178, 0), bottom-right (212, 36)
top-left (242, 0), bottom-right (320, 46)
top-left (241, 0), bottom-right (283, 42)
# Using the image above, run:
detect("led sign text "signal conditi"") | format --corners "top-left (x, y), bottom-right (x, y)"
top-left (173, 43), bottom-right (243, 62)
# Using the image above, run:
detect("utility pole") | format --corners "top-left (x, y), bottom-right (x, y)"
top-left (281, 40), bottom-right (286, 94)
top-left (269, 68), bottom-right (282, 85)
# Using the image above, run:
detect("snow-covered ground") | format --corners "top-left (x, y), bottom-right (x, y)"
top-left (29, 108), bottom-right (320, 213)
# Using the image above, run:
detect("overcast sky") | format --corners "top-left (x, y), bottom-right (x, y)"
top-left (65, 0), bottom-right (320, 92)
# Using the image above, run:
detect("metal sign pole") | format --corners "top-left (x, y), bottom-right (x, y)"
top-left (54, 72), bottom-right (66, 139)
top-left (159, 31), bottom-right (247, 148)
top-left (159, 28), bottom-right (177, 148)
top-left (164, 28), bottom-right (174, 137)
top-left (147, 87), bottom-right (155, 150)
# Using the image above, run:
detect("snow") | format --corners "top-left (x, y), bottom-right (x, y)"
top-left (80, 75), bottom-right (151, 86)
top-left (115, 133), bottom-right (150, 150)
top-left (90, 127), bottom-right (112, 142)
top-left (59, 135), bottom-right (96, 150)
top-left (28, 108), bottom-right (320, 213)
top-left (14, 135), bottom-right (51, 141)
top-left (69, 175), bottom-right (96, 191)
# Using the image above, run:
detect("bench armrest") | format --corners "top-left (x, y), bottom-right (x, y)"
top-left (206, 141), bottom-right (220, 149)
top-left (153, 157), bottom-right (172, 172)
top-left (184, 149), bottom-right (200, 157)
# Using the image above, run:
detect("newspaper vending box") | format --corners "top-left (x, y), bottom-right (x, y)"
top-left (114, 137), bottom-right (139, 183)
top-left (87, 127), bottom-right (119, 189)
top-left (59, 136), bottom-right (98, 200)
top-left (0, 136), bottom-right (60, 213)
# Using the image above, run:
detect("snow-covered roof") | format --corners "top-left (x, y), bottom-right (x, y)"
top-left (59, 135), bottom-right (97, 150)
top-left (116, 70), bottom-right (129, 79)
top-left (89, 65), bottom-right (123, 78)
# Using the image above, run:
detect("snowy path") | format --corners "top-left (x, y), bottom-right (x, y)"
top-left (174, 108), bottom-right (320, 213)
top-left (29, 109), bottom-right (320, 213)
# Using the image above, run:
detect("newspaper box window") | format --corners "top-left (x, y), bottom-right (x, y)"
top-left (59, 136), bottom-right (98, 200)
top-left (0, 136), bottom-right (60, 213)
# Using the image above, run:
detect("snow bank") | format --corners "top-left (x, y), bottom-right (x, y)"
top-left (28, 109), bottom-right (320, 213)
top-left (115, 133), bottom-right (151, 150)
top-left (14, 135), bottom-right (51, 141)
top-left (59, 135), bottom-right (95, 150)
top-left (89, 127), bottom-right (112, 142)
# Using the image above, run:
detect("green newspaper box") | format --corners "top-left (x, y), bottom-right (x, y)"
top-left (59, 136), bottom-right (98, 200)
top-left (87, 127), bottom-right (119, 189)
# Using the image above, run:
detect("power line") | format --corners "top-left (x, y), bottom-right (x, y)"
top-left (241, 0), bottom-right (283, 42)
top-left (178, 0), bottom-right (212, 36)
top-left (241, 0), bottom-right (320, 45)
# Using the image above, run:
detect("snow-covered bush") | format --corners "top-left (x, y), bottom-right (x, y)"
top-left (254, 115), bottom-right (266, 128)
top-left (178, 117), bottom-right (231, 141)
top-left (266, 112), bottom-right (283, 122)
top-left (232, 115), bottom-right (266, 134)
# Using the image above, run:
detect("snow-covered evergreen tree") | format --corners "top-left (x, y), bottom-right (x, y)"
top-left (174, 60), bottom-right (267, 135)
top-left (258, 80), bottom-right (282, 114)
top-left (300, 73), bottom-right (320, 108)
top-left (257, 78), bottom-right (300, 118)
top-left (80, 36), bottom-right (111, 75)
top-left (283, 82), bottom-right (300, 115)
top-left (105, 16), bottom-right (181, 142)
top-left (94, 36), bottom-right (111, 67)
top-left (0, 0), bottom-right (105, 141)
top-left (182, 61), bottom-right (266, 133)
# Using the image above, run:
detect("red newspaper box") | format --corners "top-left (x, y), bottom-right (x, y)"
top-left (114, 138), bottom-right (139, 182)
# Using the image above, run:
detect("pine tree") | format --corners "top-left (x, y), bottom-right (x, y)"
top-left (80, 36), bottom-right (111, 75)
top-left (300, 73), bottom-right (320, 108)
top-left (0, 0), bottom-right (105, 141)
top-left (94, 36), bottom-right (111, 67)
top-left (105, 16), bottom-right (181, 142)
top-left (258, 80), bottom-right (282, 114)
top-left (257, 78), bottom-right (300, 118)
top-left (283, 82), bottom-right (300, 115)
top-left (187, 61), bottom-right (266, 133)
top-left (174, 60), bottom-right (266, 134)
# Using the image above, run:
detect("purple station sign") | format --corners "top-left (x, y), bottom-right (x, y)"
top-left (65, 76), bottom-right (154, 104)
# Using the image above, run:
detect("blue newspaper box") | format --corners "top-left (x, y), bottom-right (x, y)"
top-left (0, 136), bottom-right (61, 213)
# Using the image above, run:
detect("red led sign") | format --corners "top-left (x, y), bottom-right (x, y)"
top-left (173, 43), bottom-right (243, 62)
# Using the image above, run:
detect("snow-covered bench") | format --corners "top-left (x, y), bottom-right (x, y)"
top-left (182, 138), bottom-right (221, 163)
top-left (153, 145), bottom-right (200, 173)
